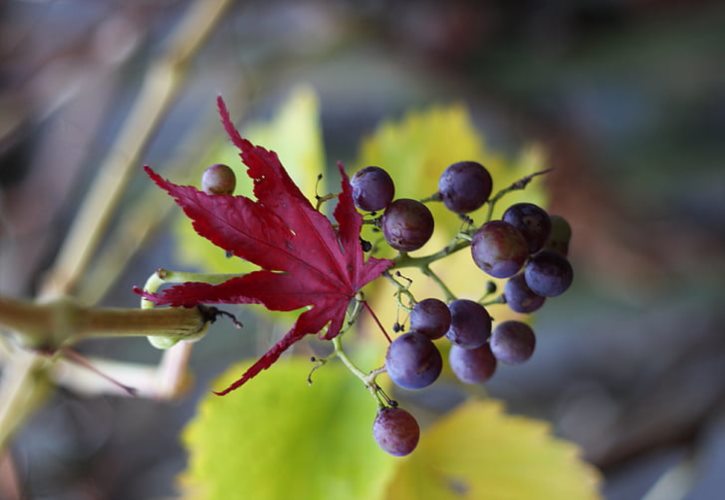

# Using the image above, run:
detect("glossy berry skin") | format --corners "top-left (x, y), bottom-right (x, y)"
top-left (490, 321), bottom-right (536, 364)
top-left (471, 221), bottom-right (529, 279)
top-left (524, 250), bottom-right (573, 297)
top-left (445, 299), bottom-right (492, 350)
top-left (438, 161), bottom-right (493, 214)
top-left (543, 215), bottom-right (572, 256)
top-left (351, 166), bottom-right (395, 212)
top-left (449, 344), bottom-right (497, 384)
top-left (409, 298), bottom-right (451, 340)
top-left (373, 407), bottom-right (420, 456)
top-left (504, 273), bottom-right (546, 314)
top-left (382, 199), bottom-right (434, 251)
top-left (502, 203), bottom-right (551, 254)
top-left (201, 164), bottom-right (236, 195)
top-left (385, 332), bottom-right (442, 389)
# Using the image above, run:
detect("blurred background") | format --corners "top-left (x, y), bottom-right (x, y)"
top-left (1, 0), bottom-right (724, 498)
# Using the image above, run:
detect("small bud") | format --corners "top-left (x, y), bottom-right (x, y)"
top-left (201, 164), bottom-right (236, 195)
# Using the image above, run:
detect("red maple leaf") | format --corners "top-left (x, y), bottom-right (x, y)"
top-left (137, 97), bottom-right (393, 395)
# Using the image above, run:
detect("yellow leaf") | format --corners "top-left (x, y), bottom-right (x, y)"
top-left (386, 400), bottom-right (601, 500)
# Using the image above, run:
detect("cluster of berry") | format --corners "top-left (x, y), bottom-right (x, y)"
top-left (199, 160), bottom-right (573, 458)
top-left (351, 162), bottom-right (574, 457)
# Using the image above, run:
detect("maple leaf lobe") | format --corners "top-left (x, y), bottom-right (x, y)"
top-left (139, 97), bottom-right (392, 394)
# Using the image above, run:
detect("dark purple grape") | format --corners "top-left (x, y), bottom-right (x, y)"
top-left (382, 199), bottom-right (434, 251)
top-left (502, 203), bottom-right (551, 253)
top-left (385, 332), bottom-right (442, 389)
top-left (490, 320), bottom-right (536, 364)
top-left (373, 407), bottom-right (420, 456)
top-left (351, 166), bottom-right (395, 212)
top-left (449, 344), bottom-right (497, 384)
top-left (471, 221), bottom-right (529, 278)
top-left (445, 299), bottom-right (491, 350)
top-left (201, 164), bottom-right (236, 195)
top-left (542, 215), bottom-right (572, 256)
top-left (504, 273), bottom-right (545, 314)
top-left (438, 161), bottom-right (493, 214)
top-left (409, 298), bottom-right (451, 340)
top-left (524, 250), bottom-right (573, 297)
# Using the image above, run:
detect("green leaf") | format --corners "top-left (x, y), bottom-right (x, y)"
top-left (175, 85), bottom-right (326, 274)
top-left (385, 400), bottom-right (601, 500)
top-left (181, 358), bottom-right (395, 500)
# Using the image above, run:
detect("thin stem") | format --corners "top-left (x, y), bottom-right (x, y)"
top-left (392, 238), bottom-right (471, 271)
top-left (420, 192), bottom-right (442, 204)
top-left (361, 301), bottom-right (391, 343)
top-left (331, 337), bottom-right (368, 381)
top-left (422, 265), bottom-right (456, 302)
top-left (60, 349), bottom-right (137, 396)
top-left (485, 167), bottom-right (554, 222)
top-left (481, 294), bottom-right (506, 307)
top-left (331, 337), bottom-right (387, 408)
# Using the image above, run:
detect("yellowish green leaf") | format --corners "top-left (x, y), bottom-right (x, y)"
top-left (386, 400), bottom-right (601, 500)
top-left (180, 357), bottom-right (395, 500)
top-left (175, 85), bottom-right (326, 274)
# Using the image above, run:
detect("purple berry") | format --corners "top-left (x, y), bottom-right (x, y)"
top-left (385, 332), bottom-right (442, 389)
top-left (445, 299), bottom-right (491, 350)
top-left (504, 273), bottom-right (545, 314)
top-left (490, 320), bottom-right (536, 364)
top-left (524, 250), bottom-right (573, 297)
top-left (373, 407), bottom-right (420, 456)
top-left (543, 215), bottom-right (572, 256)
top-left (382, 199), bottom-right (434, 252)
top-left (502, 203), bottom-right (551, 253)
top-left (471, 221), bottom-right (529, 279)
top-left (449, 344), bottom-right (497, 384)
top-left (438, 161), bottom-right (493, 213)
top-left (410, 298), bottom-right (451, 340)
top-left (351, 166), bottom-right (395, 212)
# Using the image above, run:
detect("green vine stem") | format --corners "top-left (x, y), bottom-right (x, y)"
top-left (331, 336), bottom-right (388, 408)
